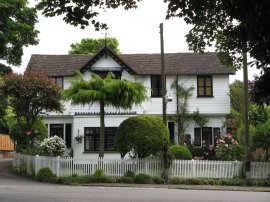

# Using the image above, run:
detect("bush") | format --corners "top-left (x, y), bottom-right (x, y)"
top-left (94, 169), bottom-right (105, 177)
top-left (115, 115), bottom-right (170, 158)
top-left (120, 176), bottom-right (134, 184)
top-left (170, 145), bottom-right (192, 160)
top-left (215, 133), bottom-right (245, 161)
top-left (36, 168), bottom-right (56, 182)
top-left (40, 136), bottom-right (66, 157)
top-left (152, 176), bottom-right (164, 184)
top-left (134, 174), bottom-right (153, 184)
top-left (124, 170), bottom-right (135, 178)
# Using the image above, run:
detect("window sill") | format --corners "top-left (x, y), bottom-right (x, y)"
top-left (83, 151), bottom-right (118, 153)
top-left (151, 96), bottom-right (162, 98)
top-left (197, 96), bottom-right (214, 98)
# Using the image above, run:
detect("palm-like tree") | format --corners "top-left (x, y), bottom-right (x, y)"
top-left (62, 71), bottom-right (147, 157)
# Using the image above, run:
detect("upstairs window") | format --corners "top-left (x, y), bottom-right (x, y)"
top-left (52, 77), bottom-right (63, 89)
top-left (197, 75), bottom-right (213, 97)
top-left (151, 75), bottom-right (162, 97)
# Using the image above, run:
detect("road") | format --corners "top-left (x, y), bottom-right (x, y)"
top-left (0, 159), bottom-right (269, 202)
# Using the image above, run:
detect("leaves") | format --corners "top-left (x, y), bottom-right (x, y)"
top-left (4, 70), bottom-right (63, 128)
top-left (36, 0), bottom-right (141, 30)
top-left (0, 0), bottom-right (39, 68)
top-left (69, 37), bottom-right (121, 55)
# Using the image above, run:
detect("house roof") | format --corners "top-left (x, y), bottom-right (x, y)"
top-left (27, 47), bottom-right (235, 77)
top-left (0, 134), bottom-right (14, 151)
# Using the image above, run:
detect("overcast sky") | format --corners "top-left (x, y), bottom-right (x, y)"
top-left (15, 0), bottom-right (259, 82)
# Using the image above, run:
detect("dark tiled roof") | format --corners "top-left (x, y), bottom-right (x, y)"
top-left (27, 52), bottom-right (234, 77)
top-left (27, 54), bottom-right (93, 77)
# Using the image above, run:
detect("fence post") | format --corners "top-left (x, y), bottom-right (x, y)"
top-left (192, 160), bottom-right (196, 178)
top-left (56, 156), bottom-right (60, 177)
top-left (35, 155), bottom-right (39, 175)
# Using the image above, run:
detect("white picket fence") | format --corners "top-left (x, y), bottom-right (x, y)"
top-left (13, 153), bottom-right (270, 179)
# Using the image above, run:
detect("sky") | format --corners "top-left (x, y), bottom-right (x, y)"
top-left (16, 0), bottom-right (260, 82)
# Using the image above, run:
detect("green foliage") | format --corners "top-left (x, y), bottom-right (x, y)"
top-left (115, 115), bottom-right (169, 158)
top-left (250, 68), bottom-right (270, 106)
top-left (249, 104), bottom-right (270, 127)
top-left (0, 0), bottom-right (39, 69)
top-left (8, 118), bottom-right (48, 152)
top-left (229, 80), bottom-right (243, 113)
top-left (94, 169), bottom-right (105, 177)
top-left (36, 168), bottom-right (56, 182)
top-left (124, 170), bottom-right (136, 178)
top-left (170, 81), bottom-right (207, 144)
top-left (134, 174), bottom-right (153, 184)
top-left (170, 145), bottom-right (192, 160)
top-left (36, 0), bottom-right (139, 30)
top-left (251, 120), bottom-right (270, 161)
top-left (69, 38), bottom-right (121, 55)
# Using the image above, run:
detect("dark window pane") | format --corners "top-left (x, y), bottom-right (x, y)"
top-left (202, 127), bottom-right (212, 145)
top-left (194, 128), bottom-right (201, 146)
top-left (50, 124), bottom-right (64, 139)
top-left (65, 124), bottom-right (72, 148)
top-left (151, 75), bottom-right (162, 97)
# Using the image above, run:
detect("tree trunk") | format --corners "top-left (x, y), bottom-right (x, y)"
top-left (99, 99), bottom-right (105, 158)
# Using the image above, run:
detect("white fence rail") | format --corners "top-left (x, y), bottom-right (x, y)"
top-left (13, 153), bottom-right (270, 179)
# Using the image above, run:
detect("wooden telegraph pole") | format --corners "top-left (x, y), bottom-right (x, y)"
top-left (160, 23), bottom-right (169, 183)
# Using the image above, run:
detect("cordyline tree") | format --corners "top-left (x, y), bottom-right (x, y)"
top-left (62, 71), bottom-right (147, 157)
top-left (4, 70), bottom-right (63, 147)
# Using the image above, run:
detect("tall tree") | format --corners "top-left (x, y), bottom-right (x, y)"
top-left (0, 0), bottom-right (39, 71)
top-left (4, 70), bottom-right (63, 135)
top-left (69, 38), bottom-right (121, 55)
top-left (62, 72), bottom-right (147, 157)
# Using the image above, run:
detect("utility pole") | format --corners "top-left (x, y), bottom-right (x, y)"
top-left (160, 23), bottom-right (166, 124)
top-left (160, 23), bottom-right (169, 183)
top-left (243, 50), bottom-right (251, 179)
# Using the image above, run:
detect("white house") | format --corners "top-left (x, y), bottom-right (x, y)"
top-left (27, 46), bottom-right (234, 158)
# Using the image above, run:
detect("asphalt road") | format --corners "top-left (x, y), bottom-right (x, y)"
top-left (0, 159), bottom-right (269, 202)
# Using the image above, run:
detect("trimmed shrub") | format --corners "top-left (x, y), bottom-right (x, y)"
top-left (170, 145), bottom-right (192, 160)
top-left (115, 115), bottom-right (170, 158)
top-left (134, 174), bottom-right (153, 184)
top-left (36, 168), bottom-right (56, 182)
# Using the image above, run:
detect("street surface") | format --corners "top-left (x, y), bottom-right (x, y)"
top-left (0, 159), bottom-right (269, 202)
